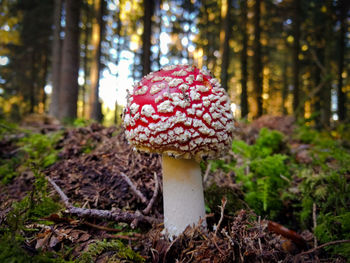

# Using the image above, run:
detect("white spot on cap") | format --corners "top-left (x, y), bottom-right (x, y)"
top-left (185, 75), bottom-right (194, 84)
top-left (203, 113), bottom-right (212, 125)
top-left (196, 85), bottom-right (209, 93)
top-left (130, 103), bottom-right (140, 115)
top-left (135, 86), bottom-right (148, 95)
top-left (196, 74), bottom-right (203, 82)
top-left (172, 69), bottom-right (188, 76)
top-left (141, 104), bottom-right (155, 117)
top-left (157, 100), bottom-right (174, 113)
top-left (150, 83), bottom-right (166, 95)
top-left (168, 78), bottom-right (184, 87)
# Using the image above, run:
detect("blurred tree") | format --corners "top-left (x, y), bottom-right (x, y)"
top-left (81, 1), bottom-right (92, 119)
top-left (141, 0), bottom-right (154, 75)
top-left (253, 0), bottom-right (263, 117)
top-left (320, 0), bottom-right (334, 127)
top-left (2, 0), bottom-right (54, 114)
top-left (220, 0), bottom-right (232, 92)
top-left (59, 0), bottom-right (81, 120)
top-left (239, 0), bottom-right (248, 118)
top-left (292, 0), bottom-right (301, 117)
top-left (337, 0), bottom-right (349, 122)
top-left (49, 0), bottom-right (63, 118)
top-left (89, 0), bottom-right (105, 121)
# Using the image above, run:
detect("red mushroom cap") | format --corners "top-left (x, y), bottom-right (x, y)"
top-left (123, 65), bottom-right (235, 160)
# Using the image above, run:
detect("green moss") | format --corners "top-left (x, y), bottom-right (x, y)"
top-left (211, 128), bottom-right (290, 220)
top-left (78, 239), bottom-right (145, 263)
top-left (18, 131), bottom-right (62, 169)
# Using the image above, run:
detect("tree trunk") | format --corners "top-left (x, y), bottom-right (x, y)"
top-left (292, 0), bottom-right (301, 117)
top-left (82, 4), bottom-right (91, 119)
top-left (49, 0), bottom-right (62, 118)
top-left (253, 0), bottom-right (263, 117)
top-left (114, 1), bottom-right (122, 125)
top-left (220, 0), bottom-right (231, 92)
top-left (240, 0), bottom-right (248, 118)
top-left (337, 0), bottom-right (349, 121)
top-left (59, 0), bottom-right (81, 120)
top-left (282, 49), bottom-right (288, 115)
top-left (89, 0), bottom-right (104, 121)
top-left (320, 0), bottom-right (333, 127)
top-left (141, 0), bottom-right (154, 76)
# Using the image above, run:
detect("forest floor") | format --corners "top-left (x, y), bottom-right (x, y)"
top-left (0, 115), bottom-right (349, 262)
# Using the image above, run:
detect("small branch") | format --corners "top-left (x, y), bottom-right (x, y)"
top-left (215, 197), bottom-right (227, 237)
top-left (203, 162), bottom-right (212, 184)
top-left (312, 203), bottom-right (317, 248)
top-left (47, 177), bottom-right (161, 226)
top-left (143, 172), bottom-right (159, 215)
top-left (297, 240), bottom-right (350, 257)
top-left (82, 221), bottom-right (123, 233)
top-left (120, 173), bottom-right (148, 204)
top-left (47, 177), bottom-right (70, 207)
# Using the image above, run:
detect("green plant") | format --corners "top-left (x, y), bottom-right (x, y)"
top-left (18, 131), bottom-right (62, 169)
top-left (0, 172), bottom-right (63, 262)
top-left (78, 239), bottom-right (145, 263)
top-left (244, 154), bottom-right (290, 218)
top-left (210, 128), bottom-right (290, 220)
top-left (295, 129), bottom-right (350, 259)
top-left (0, 157), bottom-right (20, 184)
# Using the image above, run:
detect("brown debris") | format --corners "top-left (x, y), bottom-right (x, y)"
top-left (46, 123), bottom-right (163, 215)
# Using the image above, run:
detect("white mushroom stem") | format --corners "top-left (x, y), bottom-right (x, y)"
top-left (162, 155), bottom-right (207, 237)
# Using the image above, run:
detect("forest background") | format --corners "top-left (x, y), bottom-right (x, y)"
top-left (0, 0), bottom-right (349, 127)
top-left (1, 0), bottom-right (350, 262)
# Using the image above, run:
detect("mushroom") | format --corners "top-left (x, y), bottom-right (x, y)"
top-left (123, 65), bottom-right (235, 237)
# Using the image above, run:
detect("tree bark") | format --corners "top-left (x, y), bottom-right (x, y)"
top-left (320, 0), bottom-right (333, 127)
top-left (89, 0), bottom-right (104, 121)
top-left (59, 0), bottom-right (81, 120)
top-left (282, 49), bottom-right (288, 115)
top-left (49, 0), bottom-right (62, 118)
top-left (253, 0), bottom-right (263, 117)
top-left (82, 4), bottom-right (91, 119)
top-left (337, 0), bottom-right (349, 121)
top-left (220, 0), bottom-right (231, 92)
top-left (240, 0), bottom-right (248, 118)
top-left (292, 0), bottom-right (301, 117)
top-left (141, 0), bottom-right (154, 76)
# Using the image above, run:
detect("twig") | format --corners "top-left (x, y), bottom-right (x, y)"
top-left (120, 172), bottom-right (148, 204)
top-left (258, 216), bottom-right (263, 254)
top-left (104, 233), bottom-right (142, 241)
top-left (47, 177), bottom-right (70, 207)
top-left (143, 172), bottom-right (159, 215)
top-left (312, 203), bottom-right (317, 248)
top-left (47, 177), bottom-right (161, 226)
top-left (215, 197), bottom-right (227, 236)
top-left (295, 240), bottom-right (350, 259)
top-left (203, 162), bottom-right (212, 184)
top-left (82, 221), bottom-right (123, 233)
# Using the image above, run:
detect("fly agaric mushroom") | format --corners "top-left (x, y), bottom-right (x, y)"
top-left (123, 65), bottom-right (235, 237)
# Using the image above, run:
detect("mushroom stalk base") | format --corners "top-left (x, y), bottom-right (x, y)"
top-left (162, 155), bottom-right (206, 237)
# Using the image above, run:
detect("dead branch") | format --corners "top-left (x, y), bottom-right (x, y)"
top-left (312, 203), bottom-right (317, 248)
top-left (47, 177), bottom-right (161, 226)
top-left (143, 172), bottom-right (159, 215)
top-left (215, 197), bottom-right (227, 236)
top-left (120, 172), bottom-right (148, 204)
top-left (294, 239), bottom-right (350, 262)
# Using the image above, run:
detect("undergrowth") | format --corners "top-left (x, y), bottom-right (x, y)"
top-left (0, 120), bottom-right (63, 184)
top-left (78, 239), bottom-right (145, 263)
top-left (210, 128), bottom-right (290, 220)
top-left (0, 170), bottom-right (64, 262)
top-left (210, 125), bottom-right (350, 259)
